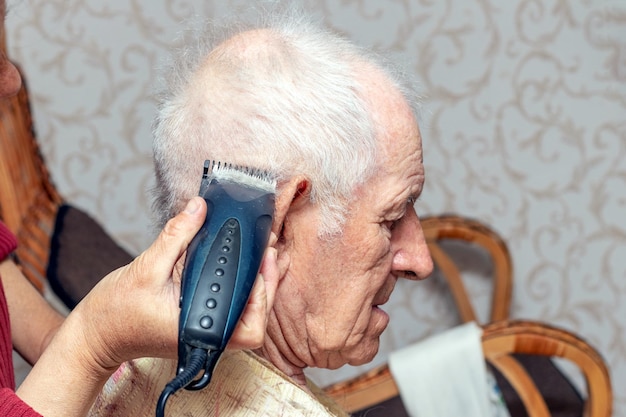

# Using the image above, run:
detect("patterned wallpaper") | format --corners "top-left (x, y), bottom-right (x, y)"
top-left (6, 0), bottom-right (626, 414)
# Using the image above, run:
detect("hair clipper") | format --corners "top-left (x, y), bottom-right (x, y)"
top-left (175, 160), bottom-right (276, 391)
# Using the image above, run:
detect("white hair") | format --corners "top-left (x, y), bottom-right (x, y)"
top-left (151, 5), bottom-right (421, 237)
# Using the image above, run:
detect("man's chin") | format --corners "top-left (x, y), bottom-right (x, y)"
top-left (346, 339), bottom-right (381, 367)
top-left (349, 309), bottom-right (390, 365)
top-left (347, 353), bottom-right (378, 367)
top-left (325, 315), bottom-right (388, 368)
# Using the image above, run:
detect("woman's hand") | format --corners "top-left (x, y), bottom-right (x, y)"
top-left (74, 196), bottom-right (281, 370)
top-left (17, 197), bottom-right (281, 416)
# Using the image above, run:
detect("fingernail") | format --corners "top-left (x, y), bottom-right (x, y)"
top-left (184, 197), bottom-right (200, 214)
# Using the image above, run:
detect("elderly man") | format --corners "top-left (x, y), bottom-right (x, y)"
top-left (89, 8), bottom-right (433, 417)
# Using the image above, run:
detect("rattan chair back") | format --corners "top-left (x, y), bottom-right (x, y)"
top-left (0, 38), bottom-right (62, 292)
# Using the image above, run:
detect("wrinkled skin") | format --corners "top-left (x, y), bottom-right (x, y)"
top-left (255, 63), bottom-right (434, 387)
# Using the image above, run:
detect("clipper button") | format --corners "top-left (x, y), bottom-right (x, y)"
top-left (206, 298), bottom-right (217, 309)
top-left (199, 316), bottom-right (213, 329)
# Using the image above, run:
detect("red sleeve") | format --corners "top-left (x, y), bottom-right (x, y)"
top-left (0, 388), bottom-right (43, 417)
top-left (0, 222), bottom-right (18, 261)
top-left (0, 222), bottom-right (18, 389)
top-left (0, 226), bottom-right (40, 416)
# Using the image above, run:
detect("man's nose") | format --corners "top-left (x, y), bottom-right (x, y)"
top-left (391, 205), bottom-right (433, 280)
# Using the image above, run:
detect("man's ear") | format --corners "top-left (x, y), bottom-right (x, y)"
top-left (264, 176), bottom-right (312, 280)
top-left (271, 175), bottom-right (311, 242)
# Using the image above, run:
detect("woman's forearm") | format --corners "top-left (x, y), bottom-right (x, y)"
top-left (15, 308), bottom-right (114, 416)
top-left (1, 259), bottom-right (65, 365)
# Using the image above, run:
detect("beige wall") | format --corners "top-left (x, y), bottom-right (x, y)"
top-left (6, 0), bottom-right (626, 414)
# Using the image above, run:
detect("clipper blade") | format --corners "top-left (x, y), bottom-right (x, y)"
top-left (204, 160), bottom-right (276, 194)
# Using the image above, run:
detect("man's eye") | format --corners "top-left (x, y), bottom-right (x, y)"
top-left (384, 219), bottom-right (400, 231)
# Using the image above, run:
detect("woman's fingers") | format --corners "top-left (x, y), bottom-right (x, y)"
top-left (260, 247), bottom-right (280, 316)
top-left (132, 197), bottom-right (207, 285)
top-left (227, 247), bottom-right (281, 350)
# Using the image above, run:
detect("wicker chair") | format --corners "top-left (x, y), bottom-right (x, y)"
top-left (326, 320), bottom-right (613, 417)
top-left (0, 39), bottom-right (63, 293)
top-left (483, 320), bottom-right (612, 417)
top-left (420, 214), bottom-right (513, 324)
top-left (324, 320), bottom-right (612, 417)
top-left (0, 38), bottom-right (133, 304)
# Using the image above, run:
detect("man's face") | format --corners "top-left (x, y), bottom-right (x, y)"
top-left (270, 73), bottom-right (434, 370)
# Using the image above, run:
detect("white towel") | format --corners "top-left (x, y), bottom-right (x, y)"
top-left (388, 321), bottom-right (508, 417)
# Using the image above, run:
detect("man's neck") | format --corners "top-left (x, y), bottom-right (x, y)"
top-left (253, 337), bottom-right (311, 393)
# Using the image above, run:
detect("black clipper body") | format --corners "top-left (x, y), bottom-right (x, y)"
top-left (176, 160), bottom-right (276, 390)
